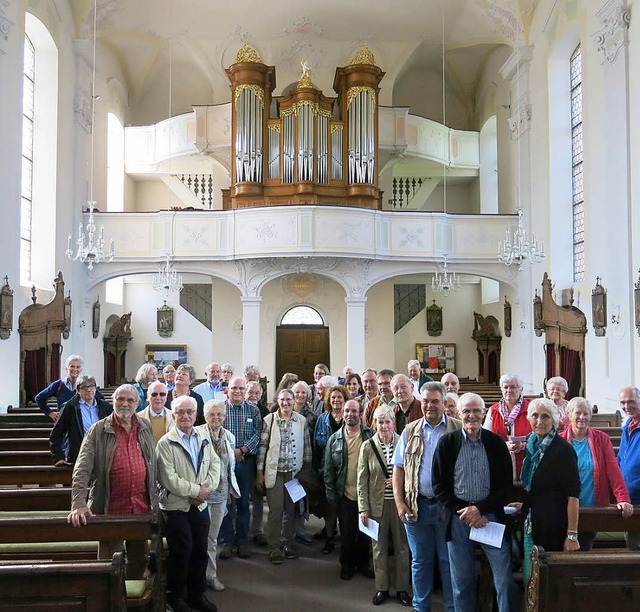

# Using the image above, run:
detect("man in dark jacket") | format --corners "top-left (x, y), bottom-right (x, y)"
top-left (432, 392), bottom-right (514, 612)
top-left (50, 375), bottom-right (112, 465)
top-left (324, 399), bottom-right (374, 580)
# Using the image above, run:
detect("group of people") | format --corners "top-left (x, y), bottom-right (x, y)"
top-left (37, 356), bottom-right (640, 612)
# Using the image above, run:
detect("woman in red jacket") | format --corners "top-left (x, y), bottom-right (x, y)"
top-left (559, 396), bottom-right (633, 550)
top-left (483, 374), bottom-right (532, 479)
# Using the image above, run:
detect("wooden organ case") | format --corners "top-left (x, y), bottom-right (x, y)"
top-left (224, 45), bottom-right (385, 209)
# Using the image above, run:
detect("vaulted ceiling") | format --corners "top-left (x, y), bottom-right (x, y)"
top-left (69, 0), bottom-right (537, 125)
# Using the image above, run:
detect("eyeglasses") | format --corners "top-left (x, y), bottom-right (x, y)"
top-left (150, 392), bottom-right (167, 397)
top-left (175, 409), bottom-right (196, 416)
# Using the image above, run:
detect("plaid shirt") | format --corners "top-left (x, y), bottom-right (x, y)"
top-left (225, 400), bottom-right (262, 455)
top-left (257, 413), bottom-right (312, 472)
top-left (108, 413), bottom-right (150, 514)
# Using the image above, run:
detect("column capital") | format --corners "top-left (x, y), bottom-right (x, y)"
top-left (240, 296), bottom-right (262, 305)
top-left (344, 296), bottom-right (367, 306)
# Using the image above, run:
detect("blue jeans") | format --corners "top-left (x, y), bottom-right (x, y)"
top-left (448, 513), bottom-right (514, 612)
top-left (404, 497), bottom-right (454, 612)
top-left (219, 456), bottom-right (255, 547)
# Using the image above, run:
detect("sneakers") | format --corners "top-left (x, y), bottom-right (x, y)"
top-left (206, 577), bottom-right (225, 592)
top-left (218, 545), bottom-right (232, 560)
top-left (282, 544), bottom-right (299, 559)
top-left (269, 547), bottom-right (285, 564)
top-left (237, 543), bottom-right (252, 559)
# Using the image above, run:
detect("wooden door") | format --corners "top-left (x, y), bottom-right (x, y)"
top-left (276, 326), bottom-right (330, 385)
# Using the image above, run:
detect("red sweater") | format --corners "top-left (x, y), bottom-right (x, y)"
top-left (560, 426), bottom-right (630, 506)
top-left (486, 399), bottom-right (531, 479)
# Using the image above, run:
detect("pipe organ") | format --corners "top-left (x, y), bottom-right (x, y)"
top-left (225, 45), bottom-right (385, 209)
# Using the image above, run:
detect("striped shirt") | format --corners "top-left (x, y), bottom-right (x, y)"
top-left (453, 430), bottom-right (490, 503)
top-left (380, 440), bottom-right (395, 500)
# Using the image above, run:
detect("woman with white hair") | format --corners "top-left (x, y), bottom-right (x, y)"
top-left (559, 397), bottom-right (633, 550)
top-left (509, 398), bottom-right (581, 582)
top-left (484, 373), bottom-right (532, 479)
top-left (199, 399), bottom-right (240, 592)
top-left (133, 363), bottom-right (158, 410)
top-left (545, 376), bottom-right (570, 433)
top-left (444, 393), bottom-right (459, 419)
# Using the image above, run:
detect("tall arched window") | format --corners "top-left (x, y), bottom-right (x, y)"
top-left (570, 45), bottom-right (585, 282)
top-left (20, 14), bottom-right (58, 287)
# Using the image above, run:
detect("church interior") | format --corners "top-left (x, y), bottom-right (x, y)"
top-left (0, 0), bottom-right (637, 411)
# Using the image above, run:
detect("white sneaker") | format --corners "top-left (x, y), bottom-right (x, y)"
top-left (206, 577), bottom-right (225, 592)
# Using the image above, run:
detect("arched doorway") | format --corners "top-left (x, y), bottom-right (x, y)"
top-left (275, 306), bottom-right (330, 385)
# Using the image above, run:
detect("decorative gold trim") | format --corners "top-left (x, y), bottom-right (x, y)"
top-left (235, 43), bottom-right (262, 64)
top-left (234, 84), bottom-right (265, 107)
top-left (331, 124), bottom-right (343, 134)
top-left (279, 100), bottom-right (331, 118)
top-left (349, 46), bottom-right (376, 66)
top-left (268, 124), bottom-right (281, 133)
top-left (347, 86), bottom-right (376, 107)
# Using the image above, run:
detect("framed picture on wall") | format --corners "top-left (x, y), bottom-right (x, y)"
top-left (157, 302), bottom-right (173, 338)
top-left (415, 343), bottom-right (455, 374)
top-left (145, 344), bottom-right (187, 370)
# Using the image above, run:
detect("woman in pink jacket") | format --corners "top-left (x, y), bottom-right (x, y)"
top-left (560, 397), bottom-right (634, 550)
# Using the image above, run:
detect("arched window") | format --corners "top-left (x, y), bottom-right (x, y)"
top-left (20, 14), bottom-right (58, 287)
top-left (281, 305), bottom-right (324, 325)
top-left (570, 45), bottom-right (584, 282)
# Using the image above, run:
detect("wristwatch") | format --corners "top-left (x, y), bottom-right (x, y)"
top-left (566, 533), bottom-right (578, 542)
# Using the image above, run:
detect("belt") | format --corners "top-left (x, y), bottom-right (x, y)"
top-left (418, 494), bottom-right (438, 504)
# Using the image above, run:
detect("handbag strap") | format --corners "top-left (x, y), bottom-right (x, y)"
top-left (369, 438), bottom-right (389, 478)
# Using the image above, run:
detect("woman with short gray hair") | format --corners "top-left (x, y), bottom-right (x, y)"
top-left (199, 400), bottom-right (240, 592)
top-left (545, 376), bottom-right (570, 433)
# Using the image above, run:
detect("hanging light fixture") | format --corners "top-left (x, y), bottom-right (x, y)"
top-left (497, 47), bottom-right (545, 272)
top-left (153, 253), bottom-right (183, 296)
top-left (66, 0), bottom-right (114, 270)
top-left (432, 254), bottom-right (460, 295)
top-left (497, 208), bottom-right (545, 271)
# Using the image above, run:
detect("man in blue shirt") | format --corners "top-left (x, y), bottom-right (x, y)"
top-left (193, 362), bottom-right (223, 402)
top-left (49, 375), bottom-right (112, 465)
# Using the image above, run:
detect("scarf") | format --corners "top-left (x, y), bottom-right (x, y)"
top-left (209, 427), bottom-right (229, 464)
top-left (499, 395), bottom-right (524, 436)
top-left (521, 428), bottom-right (556, 492)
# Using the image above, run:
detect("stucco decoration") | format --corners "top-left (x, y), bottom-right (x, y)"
top-left (508, 97), bottom-right (532, 140)
top-left (593, 0), bottom-right (631, 65)
top-left (0, 0), bottom-right (15, 56)
top-left (235, 257), bottom-right (371, 298)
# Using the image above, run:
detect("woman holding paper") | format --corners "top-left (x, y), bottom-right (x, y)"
top-left (256, 388), bottom-right (312, 565)
top-left (357, 406), bottom-right (411, 606)
top-left (483, 373), bottom-right (532, 479)
top-left (559, 397), bottom-right (633, 550)
top-left (512, 398), bottom-right (581, 582)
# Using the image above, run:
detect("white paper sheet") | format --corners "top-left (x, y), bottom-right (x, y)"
top-left (358, 517), bottom-right (380, 541)
top-left (469, 521), bottom-right (505, 548)
top-left (284, 478), bottom-right (307, 503)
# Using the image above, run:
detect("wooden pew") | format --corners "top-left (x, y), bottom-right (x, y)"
top-left (0, 437), bottom-right (49, 451)
top-left (0, 551), bottom-right (128, 612)
top-left (0, 427), bottom-right (52, 439)
top-left (0, 487), bottom-right (71, 511)
top-left (0, 514), bottom-right (163, 611)
top-left (0, 450), bottom-right (51, 466)
top-left (0, 465), bottom-right (72, 486)
top-left (527, 547), bottom-right (640, 612)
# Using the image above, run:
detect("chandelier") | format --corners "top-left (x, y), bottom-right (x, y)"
top-left (432, 255), bottom-right (460, 294)
top-left (153, 254), bottom-right (183, 296)
top-left (497, 208), bottom-right (545, 271)
top-left (66, 0), bottom-right (114, 270)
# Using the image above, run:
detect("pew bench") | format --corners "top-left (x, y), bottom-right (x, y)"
top-left (0, 437), bottom-right (50, 451)
top-left (0, 514), bottom-right (163, 611)
top-left (0, 465), bottom-right (72, 486)
top-left (527, 547), bottom-right (640, 611)
top-left (0, 450), bottom-right (52, 466)
top-left (0, 486), bottom-right (71, 511)
top-left (0, 551), bottom-right (128, 611)
top-left (0, 427), bottom-right (52, 439)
